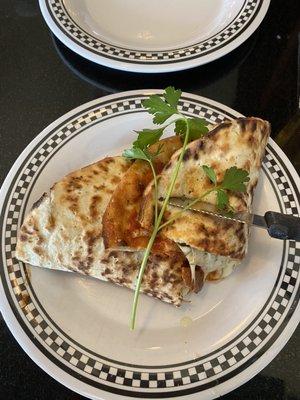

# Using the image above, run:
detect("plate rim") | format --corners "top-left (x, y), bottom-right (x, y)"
top-left (38, 0), bottom-right (271, 73)
top-left (0, 90), bottom-right (299, 400)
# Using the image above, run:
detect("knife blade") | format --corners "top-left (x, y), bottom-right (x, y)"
top-left (168, 198), bottom-right (300, 241)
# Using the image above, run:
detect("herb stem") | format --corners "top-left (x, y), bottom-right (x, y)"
top-left (130, 222), bottom-right (159, 330)
top-left (149, 160), bottom-right (158, 225)
top-left (130, 116), bottom-right (190, 330)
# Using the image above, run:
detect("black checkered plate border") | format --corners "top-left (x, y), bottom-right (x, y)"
top-left (39, 0), bottom-right (270, 72)
top-left (0, 91), bottom-right (299, 399)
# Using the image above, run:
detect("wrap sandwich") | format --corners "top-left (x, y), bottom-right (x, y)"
top-left (16, 117), bottom-right (270, 305)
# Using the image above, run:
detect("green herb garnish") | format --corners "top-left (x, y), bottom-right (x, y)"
top-left (202, 165), bottom-right (249, 211)
top-left (123, 87), bottom-right (208, 329)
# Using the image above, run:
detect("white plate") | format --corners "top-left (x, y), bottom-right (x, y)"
top-left (0, 91), bottom-right (299, 400)
top-left (39, 0), bottom-right (270, 73)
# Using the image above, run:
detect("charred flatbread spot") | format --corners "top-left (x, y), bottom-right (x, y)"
top-left (19, 234), bottom-right (27, 242)
top-left (46, 214), bottom-right (56, 231)
top-left (76, 260), bottom-right (90, 273)
top-left (250, 119), bottom-right (257, 132)
top-left (85, 230), bottom-right (99, 249)
top-left (122, 265), bottom-right (130, 276)
top-left (21, 225), bottom-right (33, 235)
top-left (111, 176), bottom-right (121, 184)
top-left (152, 271), bottom-right (159, 280)
top-left (183, 148), bottom-right (191, 161)
top-left (32, 193), bottom-right (47, 210)
top-left (97, 164), bottom-right (108, 173)
top-left (66, 176), bottom-right (83, 190)
top-left (121, 162), bottom-right (131, 171)
top-left (231, 249), bottom-right (245, 260)
top-left (65, 194), bottom-right (78, 204)
top-left (243, 160), bottom-right (251, 171)
top-left (236, 225), bottom-right (246, 241)
top-left (197, 140), bottom-right (204, 150)
top-left (37, 235), bottom-right (44, 245)
top-left (237, 118), bottom-right (247, 131)
top-left (104, 267), bottom-right (112, 275)
top-left (196, 238), bottom-right (210, 250)
top-left (220, 143), bottom-right (229, 153)
top-left (89, 195), bottom-right (102, 219)
top-left (162, 292), bottom-right (172, 300)
top-left (208, 121), bottom-right (231, 137)
top-left (33, 246), bottom-right (43, 256)
top-left (94, 184), bottom-right (105, 191)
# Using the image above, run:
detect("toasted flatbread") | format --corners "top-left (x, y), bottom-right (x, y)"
top-left (140, 118), bottom-right (270, 279)
top-left (101, 136), bottom-right (200, 301)
top-left (16, 157), bottom-right (130, 273)
top-left (102, 136), bottom-right (182, 249)
top-left (16, 117), bottom-right (270, 305)
top-left (16, 154), bottom-right (191, 305)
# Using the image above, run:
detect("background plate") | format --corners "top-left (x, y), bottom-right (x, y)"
top-left (39, 0), bottom-right (270, 73)
top-left (0, 91), bottom-right (299, 399)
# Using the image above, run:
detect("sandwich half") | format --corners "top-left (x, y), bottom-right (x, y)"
top-left (16, 138), bottom-right (194, 305)
top-left (140, 117), bottom-right (270, 281)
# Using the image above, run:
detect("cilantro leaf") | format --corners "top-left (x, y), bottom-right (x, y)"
top-left (174, 119), bottom-right (186, 135)
top-left (187, 118), bottom-right (209, 141)
top-left (142, 87), bottom-right (183, 125)
top-left (175, 117), bottom-right (209, 142)
top-left (122, 147), bottom-right (150, 162)
top-left (133, 128), bottom-right (164, 150)
top-left (123, 143), bottom-right (164, 163)
top-left (142, 95), bottom-right (177, 124)
top-left (216, 189), bottom-right (229, 210)
top-left (221, 167), bottom-right (250, 192)
top-left (163, 86), bottom-right (182, 108)
top-left (202, 165), bottom-right (217, 185)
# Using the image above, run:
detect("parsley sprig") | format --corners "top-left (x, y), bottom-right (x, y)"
top-left (203, 165), bottom-right (249, 211)
top-left (123, 87), bottom-right (208, 329)
top-left (122, 88), bottom-right (250, 330)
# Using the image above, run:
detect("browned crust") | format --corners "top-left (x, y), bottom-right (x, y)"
top-left (16, 117), bottom-right (270, 303)
top-left (102, 136), bottom-right (182, 249)
top-left (140, 117), bottom-right (270, 260)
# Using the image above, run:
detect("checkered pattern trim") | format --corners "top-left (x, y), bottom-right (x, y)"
top-left (48, 0), bottom-right (260, 63)
top-left (2, 96), bottom-right (299, 392)
top-left (264, 152), bottom-right (299, 216)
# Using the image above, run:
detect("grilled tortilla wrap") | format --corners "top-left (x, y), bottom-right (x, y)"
top-left (140, 118), bottom-right (270, 280)
top-left (102, 136), bottom-right (202, 296)
top-left (16, 144), bottom-right (194, 305)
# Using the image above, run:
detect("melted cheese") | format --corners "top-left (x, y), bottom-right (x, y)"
top-left (179, 245), bottom-right (239, 280)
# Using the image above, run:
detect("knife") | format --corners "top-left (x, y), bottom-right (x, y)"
top-left (168, 198), bottom-right (300, 241)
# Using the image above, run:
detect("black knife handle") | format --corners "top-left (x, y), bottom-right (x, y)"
top-left (265, 211), bottom-right (300, 241)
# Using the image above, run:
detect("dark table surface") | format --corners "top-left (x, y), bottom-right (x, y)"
top-left (0, 0), bottom-right (299, 399)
